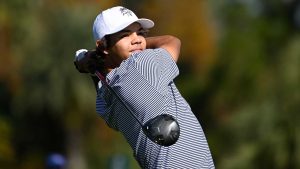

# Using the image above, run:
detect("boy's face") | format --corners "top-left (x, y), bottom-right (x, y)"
top-left (106, 22), bottom-right (148, 66)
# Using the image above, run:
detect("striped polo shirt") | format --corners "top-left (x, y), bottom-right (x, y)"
top-left (96, 48), bottom-right (214, 168)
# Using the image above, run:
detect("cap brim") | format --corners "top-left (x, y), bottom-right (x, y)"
top-left (106, 18), bottom-right (154, 37)
top-left (136, 18), bottom-right (155, 29)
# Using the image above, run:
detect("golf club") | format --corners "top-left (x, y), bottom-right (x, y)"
top-left (95, 71), bottom-right (180, 146)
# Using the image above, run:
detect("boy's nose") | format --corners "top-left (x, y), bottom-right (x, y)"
top-left (131, 32), bottom-right (142, 44)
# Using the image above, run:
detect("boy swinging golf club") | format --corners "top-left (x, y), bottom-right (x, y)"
top-left (74, 6), bottom-right (214, 168)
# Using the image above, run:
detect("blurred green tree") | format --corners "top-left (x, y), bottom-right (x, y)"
top-left (206, 0), bottom-right (300, 168)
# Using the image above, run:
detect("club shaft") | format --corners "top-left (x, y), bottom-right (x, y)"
top-left (95, 71), bottom-right (144, 127)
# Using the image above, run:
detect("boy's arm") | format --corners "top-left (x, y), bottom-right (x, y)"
top-left (74, 49), bottom-right (100, 91)
top-left (146, 35), bottom-right (181, 62)
top-left (91, 75), bottom-right (100, 91)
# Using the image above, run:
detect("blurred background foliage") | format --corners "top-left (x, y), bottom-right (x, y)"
top-left (0, 0), bottom-right (299, 168)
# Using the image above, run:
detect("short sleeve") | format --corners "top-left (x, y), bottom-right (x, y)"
top-left (131, 48), bottom-right (179, 94)
top-left (95, 82), bottom-right (118, 130)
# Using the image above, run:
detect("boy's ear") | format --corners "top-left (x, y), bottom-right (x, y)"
top-left (96, 40), bottom-right (109, 54)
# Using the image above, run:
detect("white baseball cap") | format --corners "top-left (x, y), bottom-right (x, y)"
top-left (93, 6), bottom-right (154, 41)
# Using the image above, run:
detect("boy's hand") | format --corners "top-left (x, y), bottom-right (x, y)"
top-left (74, 49), bottom-right (100, 74)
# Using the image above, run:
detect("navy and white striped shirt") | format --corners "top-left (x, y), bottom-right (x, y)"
top-left (96, 48), bottom-right (214, 168)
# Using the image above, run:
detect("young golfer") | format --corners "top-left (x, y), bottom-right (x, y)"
top-left (74, 6), bottom-right (214, 168)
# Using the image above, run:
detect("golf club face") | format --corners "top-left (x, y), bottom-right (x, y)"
top-left (142, 114), bottom-right (180, 146)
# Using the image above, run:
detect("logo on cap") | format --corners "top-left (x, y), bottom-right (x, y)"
top-left (120, 7), bottom-right (133, 16)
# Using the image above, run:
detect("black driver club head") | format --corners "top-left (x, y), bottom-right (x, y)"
top-left (142, 114), bottom-right (180, 146)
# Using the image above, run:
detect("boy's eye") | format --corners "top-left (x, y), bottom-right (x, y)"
top-left (118, 29), bottom-right (149, 39)
top-left (138, 30), bottom-right (149, 37)
top-left (120, 33), bottom-right (130, 38)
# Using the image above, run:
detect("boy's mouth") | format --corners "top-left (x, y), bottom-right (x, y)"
top-left (130, 49), bottom-right (142, 54)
